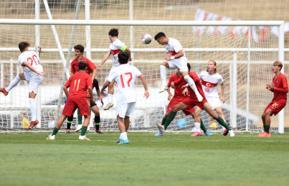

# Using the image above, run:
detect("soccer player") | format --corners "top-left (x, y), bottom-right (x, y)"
top-left (154, 32), bottom-right (203, 102)
top-left (0, 41), bottom-right (43, 129)
top-left (47, 61), bottom-right (92, 141)
top-left (155, 64), bottom-right (208, 137)
top-left (156, 64), bottom-right (235, 137)
top-left (259, 61), bottom-right (288, 137)
top-left (100, 28), bottom-right (131, 110)
top-left (67, 44), bottom-right (99, 132)
top-left (101, 51), bottom-right (149, 144)
top-left (199, 60), bottom-right (226, 128)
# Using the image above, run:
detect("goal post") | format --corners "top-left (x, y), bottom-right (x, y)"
top-left (0, 19), bottom-right (285, 133)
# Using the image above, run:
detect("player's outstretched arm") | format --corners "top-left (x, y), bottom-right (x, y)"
top-left (139, 75), bottom-right (149, 98)
top-left (22, 62), bottom-right (43, 76)
top-left (100, 51), bottom-right (111, 66)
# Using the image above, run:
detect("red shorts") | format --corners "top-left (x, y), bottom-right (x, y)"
top-left (264, 99), bottom-right (287, 115)
top-left (166, 96), bottom-right (205, 115)
top-left (62, 96), bottom-right (90, 117)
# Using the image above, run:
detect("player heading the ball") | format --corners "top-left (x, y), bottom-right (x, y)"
top-left (154, 32), bottom-right (203, 102)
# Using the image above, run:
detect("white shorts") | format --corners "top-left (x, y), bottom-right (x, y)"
top-left (106, 64), bottom-right (119, 81)
top-left (28, 74), bottom-right (43, 94)
top-left (167, 58), bottom-right (188, 72)
top-left (117, 102), bottom-right (136, 118)
top-left (206, 97), bottom-right (222, 110)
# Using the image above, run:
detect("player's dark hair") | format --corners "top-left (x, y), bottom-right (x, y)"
top-left (118, 51), bottom-right (130, 64)
top-left (108, 28), bottom-right (119, 37)
top-left (273, 60), bottom-right (283, 70)
top-left (74, 44), bottom-right (84, 53)
top-left (18, 41), bottom-right (30, 52)
top-left (186, 63), bottom-right (191, 71)
top-left (78, 61), bottom-right (87, 70)
top-left (154, 32), bottom-right (166, 40)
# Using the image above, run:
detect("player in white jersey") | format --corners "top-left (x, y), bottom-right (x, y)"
top-left (199, 60), bottom-right (226, 128)
top-left (100, 28), bottom-right (131, 110)
top-left (101, 51), bottom-right (149, 144)
top-left (0, 42), bottom-right (44, 129)
top-left (154, 32), bottom-right (203, 102)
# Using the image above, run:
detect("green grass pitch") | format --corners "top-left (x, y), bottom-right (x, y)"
top-left (0, 132), bottom-right (289, 186)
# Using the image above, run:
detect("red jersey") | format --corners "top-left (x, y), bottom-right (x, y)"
top-left (271, 73), bottom-right (288, 101)
top-left (168, 71), bottom-right (205, 101)
top-left (64, 71), bottom-right (92, 98)
top-left (167, 73), bottom-right (186, 97)
top-left (70, 56), bottom-right (96, 75)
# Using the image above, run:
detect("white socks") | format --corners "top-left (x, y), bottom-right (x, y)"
top-left (192, 122), bottom-right (201, 133)
top-left (183, 75), bottom-right (203, 101)
top-left (29, 98), bottom-right (37, 121)
top-left (6, 74), bottom-right (21, 92)
top-left (107, 93), bottom-right (113, 103)
top-left (160, 65), bottom-right (167, 88)
top-left (119, 132), bottom-right (128, 140)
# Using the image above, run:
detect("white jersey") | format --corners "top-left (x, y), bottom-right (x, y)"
top-left (107, 64), bottom-right (142, 103)
top-left (18, 50), bottom-right (43, 80)
top-left (199, 71), bottom-right (223, 98)
top-left (165, 38), bottom-right (187, 63)
top-left (109, 39), bottom-right (128, 67)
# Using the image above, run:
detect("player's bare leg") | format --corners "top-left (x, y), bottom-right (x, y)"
top-left (203, 102), bottom-right (235, 137)
top-left (259, 110), bottom-right (272, 137)
top-left (117, 115), bottom-right (129, 144)
top-left (47, 115), bottom-right (67, 140)
top-left (91, 105), bottom-right (102, 134)
top-left (0, 73), bottom-right (25, 96)
top-left (28, 91), bottom-right (39, 129)
top-left (103, 82), bottom-right (114, 110)
top-left (79, 115), bottom-right (91, 141)
top-left (124, 116), bottom-right (130, 132)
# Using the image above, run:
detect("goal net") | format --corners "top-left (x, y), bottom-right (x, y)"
top-left (0, 19), bottom-right (285, 133)
top-left (0, 1), bottom-right (287, 133)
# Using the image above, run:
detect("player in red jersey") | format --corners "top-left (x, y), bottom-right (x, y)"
top-left (47, 62), bottom-right (93, 141)
top-left (155, 64), bottom-right (208, 137)
top-left (259, 61), bottom-right (288, 137)
top-left (156, 64), bottom-right (235, 137)
top-left (67, 44), bottom-right (102, 133)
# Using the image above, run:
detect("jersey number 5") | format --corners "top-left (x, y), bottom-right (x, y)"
top-left (120, 72), bottom-right (132, 88)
